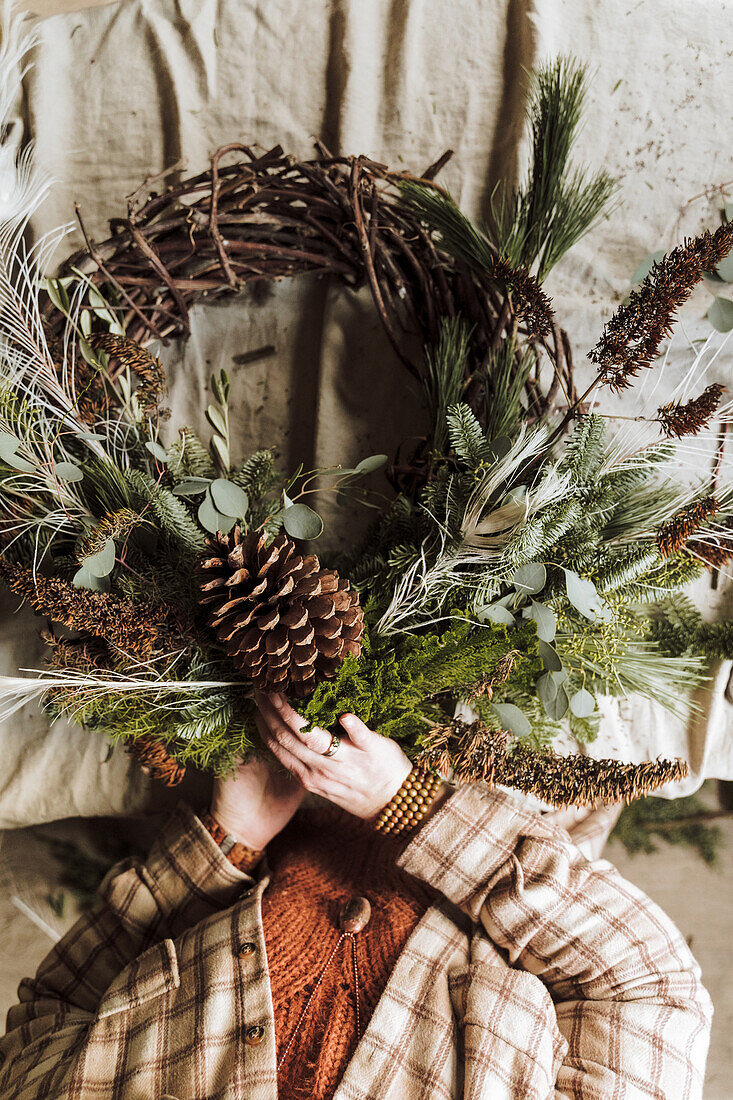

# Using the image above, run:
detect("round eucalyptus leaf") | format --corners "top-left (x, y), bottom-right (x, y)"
top-left (537, 639), bottom-right (562, 671)
top-left (527, 600), bottom-right (556, 642)
top-left (210, 478), bottom-right (249, 518)
top-left (544, 685), bottom-right (569, 721)
top-left (0, 432), bottom-right (20, 456)
top-left (72, 565), bottom-right (109, 592)
top-left (569, 687), bottom-right (596, 718)
top-left (512, 562), bottom-right (546, 595)
top-left (717, 255), bottom-right (733, 283)
top-left (631, 250), bottom-right (665, 285)
top-left (708, 296), bottom-right (733, 333)
top-left (1, 451), bottom-right (34, 473)
top-left (198, 492), bottom-right (235, 535)
top-left (492, 703), bottom-right (531, 739)
top-left (282, 503), bottom-right (324, 540)
top-left (83, 537), bottom-right (116, 578)
top-left (354, 454), bottom-right (388, 475)
top-left (145, 441), bottom-right (168, 463)
top-left (55, 461), bottom-right (84, 483)
top-left (536, 671), bottom-right (559, 707)
top-left (563, 568), bottom-right (610, 621)
top-left (478, 603), bottom-right (515, 627)
top-left (172, 478), bottom-right (211, 497)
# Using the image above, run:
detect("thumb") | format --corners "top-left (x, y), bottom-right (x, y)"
top-left (339, 713), bottom-right (374, 748)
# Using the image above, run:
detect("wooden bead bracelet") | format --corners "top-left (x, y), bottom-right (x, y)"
top-left (374, 765), bottom-right (442, 835)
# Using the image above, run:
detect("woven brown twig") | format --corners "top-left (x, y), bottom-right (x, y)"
top-left (45, 143), bottom-right (572, 430)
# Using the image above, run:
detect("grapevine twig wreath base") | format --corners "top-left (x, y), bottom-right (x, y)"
top-left (48, 143), bottom-right (575, 430)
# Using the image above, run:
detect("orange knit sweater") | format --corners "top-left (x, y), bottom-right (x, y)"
top-left (259, 803), bottom-right (438, 1100)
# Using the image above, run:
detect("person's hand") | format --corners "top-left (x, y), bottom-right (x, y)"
top-left (209, 753), bottom-right (306, 849)
top-left (254, 692), bottom-right (413, 820)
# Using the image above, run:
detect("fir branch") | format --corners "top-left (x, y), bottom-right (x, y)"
top-left (612, 786), bottom-right (725, 866)
top-left (648, 597), bottom-right (733, 661)
top-left (557, 414), bottom-right (606, 481)
top-left (230, 449), bottom-right (280, 496)
top-left (167, 427), bottom-right (217, 479)
top-left (447, 402), bottom-right (493, 465)
top-left (595, 543), bottom-right (661, 593)
top-left (416, 719), bottom-right (687, 806)
top-left (124, 468), bottom-right (206, 553)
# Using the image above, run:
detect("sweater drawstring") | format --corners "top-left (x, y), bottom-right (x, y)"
top-left (277, 931), bottom-right (362, 1070)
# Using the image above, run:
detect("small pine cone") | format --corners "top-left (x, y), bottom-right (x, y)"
top-left (126, 735), bottom-right (186, 787)
top-left (197, 528), bottom-right (364, 697)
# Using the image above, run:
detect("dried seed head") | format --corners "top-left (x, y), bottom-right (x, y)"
top-left (656, 383), bottom-right (725, 438)
top-left (657, 497), bottom-right (718, 557)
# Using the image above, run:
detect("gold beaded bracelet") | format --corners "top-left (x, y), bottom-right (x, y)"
top-left (374, 766), bottom-right (442, 836)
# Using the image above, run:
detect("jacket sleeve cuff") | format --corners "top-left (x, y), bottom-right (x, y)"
top-left (137, 800), bottom-right (260, 915)
top-left (396, 782), bottom-right (550, 922)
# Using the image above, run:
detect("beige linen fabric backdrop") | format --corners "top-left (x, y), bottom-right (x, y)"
top-left (1, 0), bottom-right (732, 825)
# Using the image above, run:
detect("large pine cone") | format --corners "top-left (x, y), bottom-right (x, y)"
top-left (197, 528), bottom-right (364, 697)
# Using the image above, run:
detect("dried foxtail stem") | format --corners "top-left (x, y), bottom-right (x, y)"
top-left (656, 498), bottom-right (718, 557)
top-left (415, 719), bottom-right (687, 807)
top-left (89, 333), bottom-right (169, 421)
top-left (589, 222), bottom-right (733, 390)
top-left (656, 383), bottom-right (725, 439)
top-left (0, 560), bottom-right (181, 661)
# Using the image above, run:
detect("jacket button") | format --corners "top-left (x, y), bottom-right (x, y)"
top-left (246, 1024), bottom-right (265, 1045)
top-left (238, 942), bottom-right (256, 958)
top-left (338, 896), bottom-right (371, 933)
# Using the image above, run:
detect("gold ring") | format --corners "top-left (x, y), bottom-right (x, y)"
top-left (323, 733), bottom-right (340, 757)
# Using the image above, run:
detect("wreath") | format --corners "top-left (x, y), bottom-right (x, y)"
top-left (2, 56), bottom-right (732, 807)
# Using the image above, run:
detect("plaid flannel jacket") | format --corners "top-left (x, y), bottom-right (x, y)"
top-left (0, 784), bottom-right (712, 1100)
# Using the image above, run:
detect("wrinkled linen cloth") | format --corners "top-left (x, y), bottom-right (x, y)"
top-left (1, 0), bottom-right (732, 824)
top-left (0, 784), bottom-right (712, 1099)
